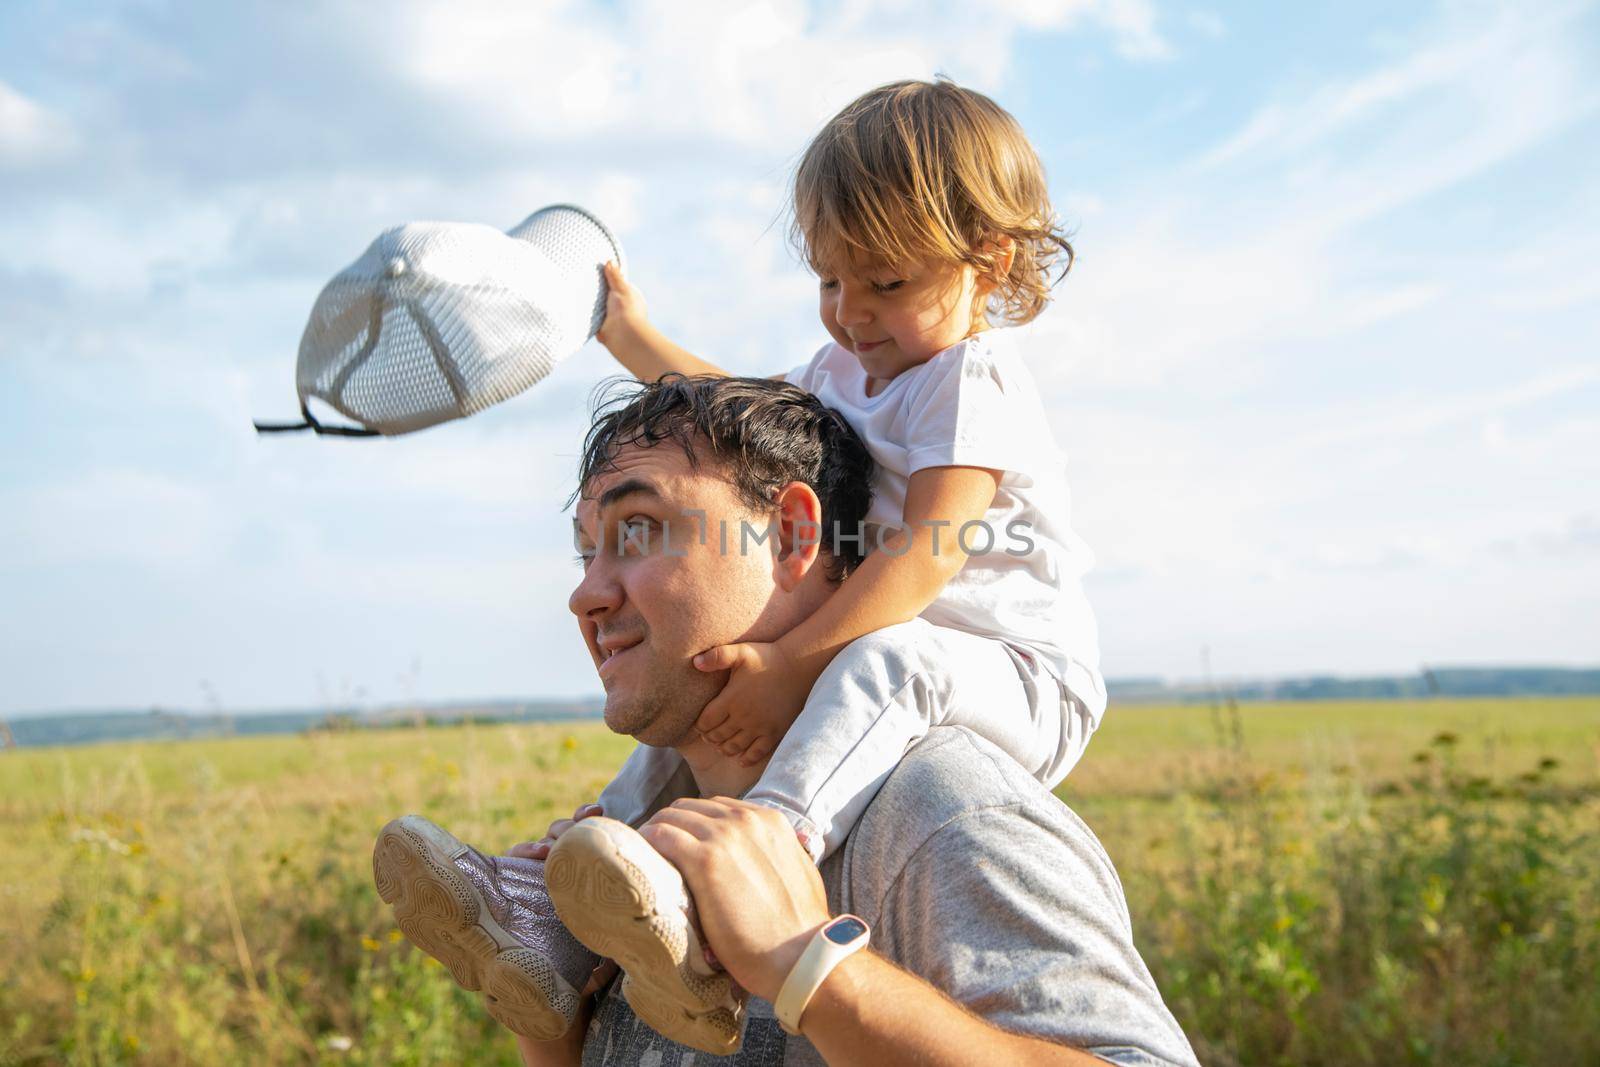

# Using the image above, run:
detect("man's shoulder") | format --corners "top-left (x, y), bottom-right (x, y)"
top-left (828, 728), bottom-right (1201, 1067)
top-left (855, 725), bottom-right (1110, 849)
top-left (833, 726), bottom-right (1126, 920)
top-left (869, 724), bottom-right (1042, 820)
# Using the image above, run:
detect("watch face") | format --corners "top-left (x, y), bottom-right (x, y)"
top-left (825, 916), bottom-right (868, 945)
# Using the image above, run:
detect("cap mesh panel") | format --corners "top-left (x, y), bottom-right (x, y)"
top-left (293, 206), bottom-right (622, 435)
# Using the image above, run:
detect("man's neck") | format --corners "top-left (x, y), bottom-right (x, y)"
top-left (675, 735), bottom-right (766, 798)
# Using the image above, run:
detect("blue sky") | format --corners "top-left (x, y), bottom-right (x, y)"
top-left (2, 0), bottom-right (1597, 715)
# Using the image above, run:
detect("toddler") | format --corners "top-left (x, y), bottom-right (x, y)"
top-left (593, 78), bottom-right (1105, 860)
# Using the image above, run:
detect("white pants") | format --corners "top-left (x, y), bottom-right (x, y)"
top-left (596, 619), bottom-right (1100, 861)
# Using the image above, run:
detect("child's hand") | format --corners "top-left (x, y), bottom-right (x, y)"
top-left (595, 261), bottom-right (649, 349)
top-left (692, 641), bottom-right (814, 766)
top-left (507, 802), bottom-right (603, 860)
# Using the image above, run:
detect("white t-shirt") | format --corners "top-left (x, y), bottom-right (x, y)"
top-left (785, 328), bottom-right (1106, 719)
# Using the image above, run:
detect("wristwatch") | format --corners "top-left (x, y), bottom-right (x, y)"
top-left (774, 914), bottom-right (871, 1035)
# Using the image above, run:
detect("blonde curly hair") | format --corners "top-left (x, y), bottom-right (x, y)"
top-left (790, 78), bottom-right (1073, 327)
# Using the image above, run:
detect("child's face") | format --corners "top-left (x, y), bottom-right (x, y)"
top-left (817, 257), bottom-right (985, 385)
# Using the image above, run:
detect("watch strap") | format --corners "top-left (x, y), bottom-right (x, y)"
top-left (774, 914), bottom-right (871, 1035)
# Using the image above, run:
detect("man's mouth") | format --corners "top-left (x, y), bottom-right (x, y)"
top-left (854, 338), bottom-right (887, 352)
top-left (598, 638), bottom-right (642, 678)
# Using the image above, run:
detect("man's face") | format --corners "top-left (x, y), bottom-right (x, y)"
top-left (569, 440), bottom-right (813, 747)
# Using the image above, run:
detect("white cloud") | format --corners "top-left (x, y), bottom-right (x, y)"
top-left (383, 0), bottom-right (929, 146)
top-left (1341, 282), bottom-right (1446, 330)
top-left (0, 198), bottom-right (236, 298)
top-left (0, 80), bottom-right (77, 169)
top-left (1196, 3), bottom-right (1593, 177)
top-left (1491, 190), bottom-right (1600, 312)
top-left (1186, 10), bottom-right (1225, 40)
top-left (1028, 1), bottom-right (1598, 395)
top-left (1, 468), bottom-right (234, 567)
top-left (1281, 365), bottom-right (1600, 453)
top-left (1194, 3), bottom-right (1596, 235)
top-left (374, 0), bottom-right (1171, 152)
top-left (1005, 0), bottom-right (1170, 59)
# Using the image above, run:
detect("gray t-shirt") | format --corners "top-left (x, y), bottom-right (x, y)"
top-left (580, 728), bottom-right (1199, 1067)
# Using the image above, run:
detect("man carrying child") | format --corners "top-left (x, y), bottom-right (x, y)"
top-left (375, 374), bottom-right (1198, 1066)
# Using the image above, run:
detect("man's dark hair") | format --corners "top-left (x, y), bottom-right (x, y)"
top-left (572, 374), bottom-right (875, 579)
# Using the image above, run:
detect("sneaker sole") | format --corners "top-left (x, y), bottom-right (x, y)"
top-left (545, 817), bottom-right (743, 1055)
top-left (373, 815), bottom-right (579, 1040)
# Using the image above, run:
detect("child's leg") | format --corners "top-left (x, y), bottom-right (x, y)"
top-left (743, 618), bottom-right (1096, 861)
top-left (596, 743), bottom-right (695, 828)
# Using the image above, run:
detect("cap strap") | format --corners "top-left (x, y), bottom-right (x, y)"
top-left (252, 401), bottom-right (379, 437)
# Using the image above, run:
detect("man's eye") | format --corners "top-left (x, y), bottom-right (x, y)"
top-left (573, 552), bottom-right (594, 569)
top-left (819, 278), bottom-right (839, 291)
top-left (619, 517), bottom-right (654, 550)
top-left (873, 279), bottom-right (905, 293)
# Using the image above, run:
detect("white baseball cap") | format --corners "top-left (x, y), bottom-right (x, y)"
top-left (254, 203), bottom-right (622, 436)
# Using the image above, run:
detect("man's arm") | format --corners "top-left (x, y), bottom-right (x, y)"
top-left (800, 950), bottom-right (1107, 1065)
top-left (514, 1019), bottom-right (586, 1067)
top-left (640, 798), bottom-right (1110, 1066)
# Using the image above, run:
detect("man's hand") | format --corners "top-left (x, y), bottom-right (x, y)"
top-left (692, 641), bottom-right (814, 765)
top-left (640, 798), bottom-right (830, 1003)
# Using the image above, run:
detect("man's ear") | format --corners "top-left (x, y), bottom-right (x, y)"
top-left (771, 480), bottom-right (825, 591)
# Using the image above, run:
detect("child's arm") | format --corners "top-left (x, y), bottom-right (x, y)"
top-left (693, 464), bottom-right (1002, 763)
top-left (597, 262), bottom-right (731, 381)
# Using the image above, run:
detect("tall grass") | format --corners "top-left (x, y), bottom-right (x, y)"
top-left (2, 700), bottom-right (1597, 1065)
top-left (1066, 700), bottom-right (1600, 1067)
top-left (1, 724), bottom-right (635, 1065)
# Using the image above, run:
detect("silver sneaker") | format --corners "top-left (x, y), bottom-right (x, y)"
top-left (545, 816), bottom-right (745, 1055)
top-left (373, 815), bottom-right (600, 1039)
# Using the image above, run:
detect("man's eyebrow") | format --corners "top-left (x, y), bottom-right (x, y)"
top-left (594, 478), bottom-right (664, 511)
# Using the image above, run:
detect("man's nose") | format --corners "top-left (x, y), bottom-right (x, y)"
top-left (568, 554), bottom-right (622, 621)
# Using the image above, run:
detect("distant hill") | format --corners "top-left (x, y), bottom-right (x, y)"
top-left (1105, 667), bottom-right (1600, 704)
top-left (2, 698), bottom-right (603, 750)
top-left (4, 667), bottom-right (1597, 749)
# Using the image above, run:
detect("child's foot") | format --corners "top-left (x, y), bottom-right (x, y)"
top-left (545, 816), bottom-right (745, 1055)
top-left (372, 815), bottom-right (600, 1039)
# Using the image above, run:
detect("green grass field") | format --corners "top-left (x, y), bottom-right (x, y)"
top-left (3, 698), bottom-right (1597, 1066)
